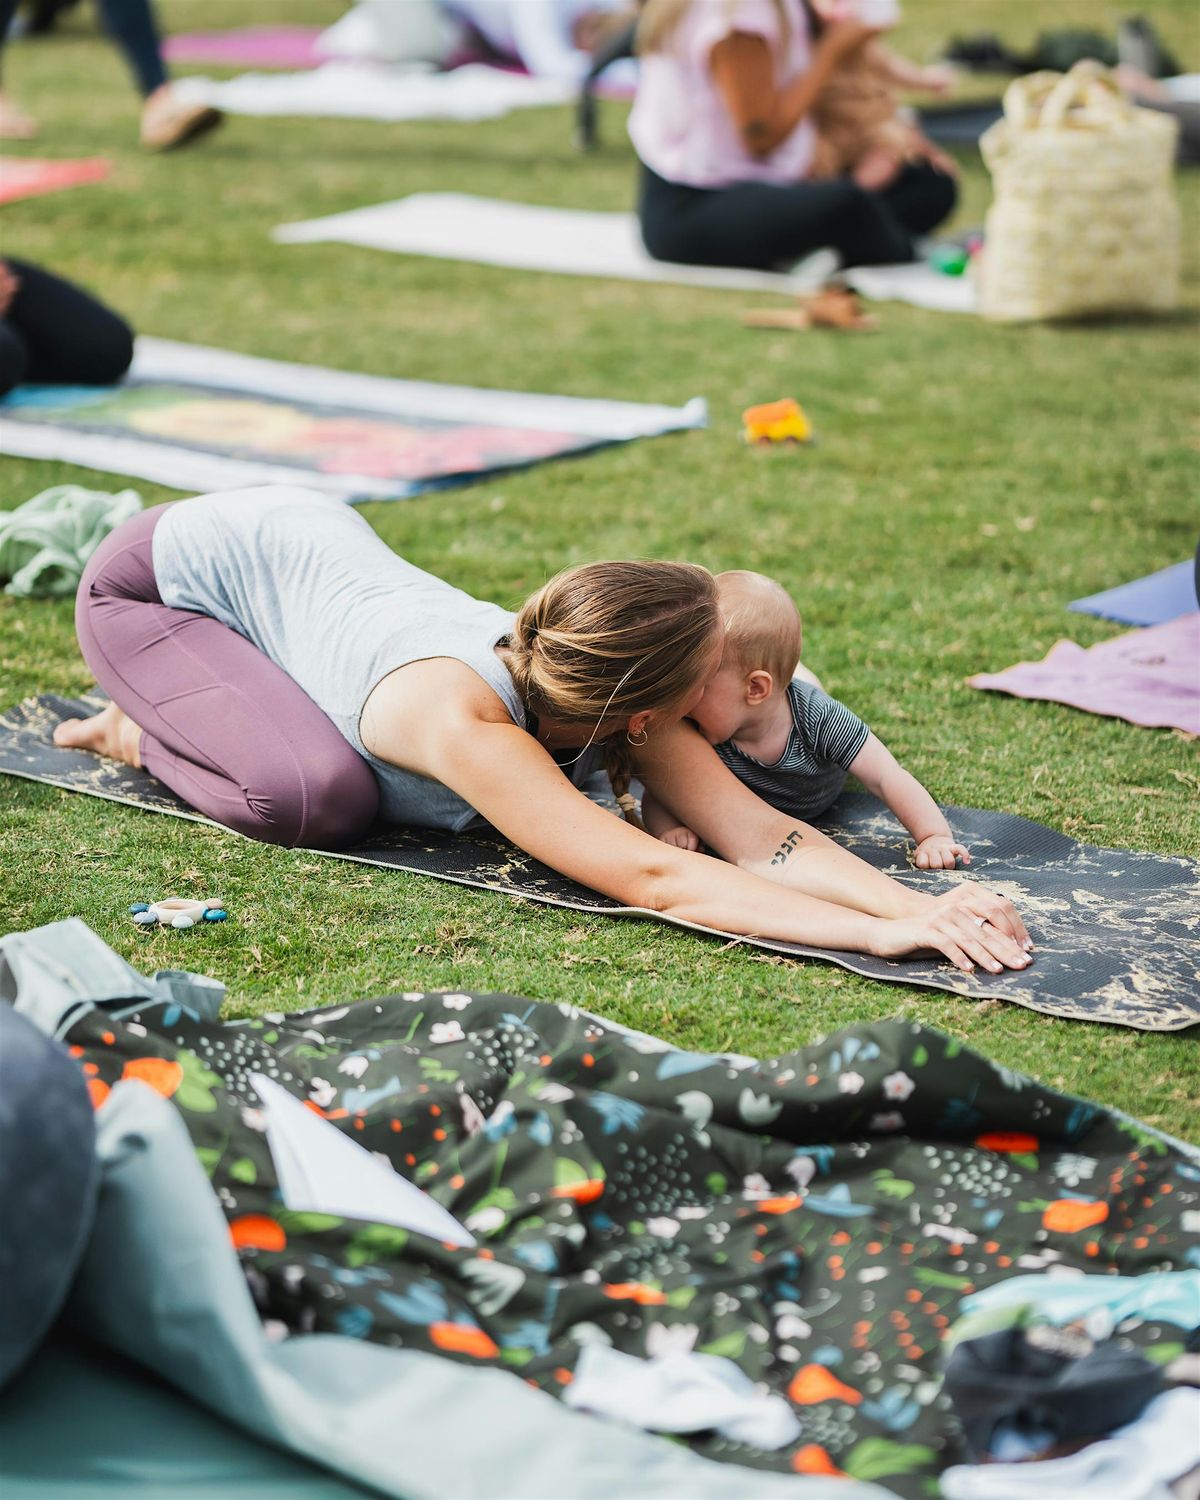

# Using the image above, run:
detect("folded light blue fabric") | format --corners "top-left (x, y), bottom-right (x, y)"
top-left (0, 485), bottom-right (141, 599)
top-left (960, 1270), bottom-right (1200, 1332)
top-left (1068, 559), bottom-right (1198, 626)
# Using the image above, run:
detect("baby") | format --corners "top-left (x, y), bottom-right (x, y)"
top-left (808, 0), bottom-right (957, 191)
top-left (642, 570), bottom-right (969, 869)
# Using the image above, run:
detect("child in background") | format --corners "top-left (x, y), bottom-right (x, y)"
top-left (808, 0), bottom-right (957, 191)
top-left (642, 570), bottom-right (970, 869)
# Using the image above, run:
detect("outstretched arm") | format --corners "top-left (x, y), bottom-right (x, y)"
top-left (849, 733), bottom-right (969, 869)
top-left (635, 719), bottom-right (1026, 958)
top-left (363, 661), bottom-right (1028, 973)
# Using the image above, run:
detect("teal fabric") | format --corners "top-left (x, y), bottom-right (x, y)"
top-left (60, 1081), bottom-right (876, 1500)
top-left (0, 485), bottom-right (141, 598)
top-left (2, 920), bottom-right (882, 1500)
top-left (0, 1340), bottom-right (372, 1500)
top-left (0, 918), bottom-right (225, 1037)
top-left (960, 1270), bottom-right (1200, 1330)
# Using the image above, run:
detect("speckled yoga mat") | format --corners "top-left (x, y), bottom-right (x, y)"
top-left (3, 692), bottom-right (1197, 1032)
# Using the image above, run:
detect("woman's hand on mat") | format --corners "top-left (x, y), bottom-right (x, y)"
top-left (931, 884), bottom-right (1032, 952)
top-left (872, 903), bottom-right (1032, 975)
top-left (914, 833), bottom-right (970, 870)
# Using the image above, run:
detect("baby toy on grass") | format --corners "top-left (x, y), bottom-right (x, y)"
top-left (642, 570), bottom-right (970, 870)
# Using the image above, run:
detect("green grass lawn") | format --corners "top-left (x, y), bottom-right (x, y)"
top-left (1, 0), bottom-right (1197, 1135)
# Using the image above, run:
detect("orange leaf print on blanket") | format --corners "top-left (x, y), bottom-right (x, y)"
top-left (430, 1322), bottom-right (500, 1358)
top-left (756, 1194), bottom-right (804, 1214)
top-left (602, 1282), bottom-right (668, 1305)
top-left (976, 1132), bottom-right (1039, 1154)
top-left (792, 1444), bottom-right (843, 1475)
top-left (1042, 1200), bottom-right (1109, 1234)
top-left (788, 1364), bottom-right (862, 1406)
top-left (229, 1215), bottom-right (287, 1252)
top-left (551, 1178), bottom-right (606, 1204)
top-left (122, 1057), bottom-right (184, 1098)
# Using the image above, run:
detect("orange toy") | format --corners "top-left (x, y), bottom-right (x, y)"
top-left (742, 398), bottom-right (812, 444)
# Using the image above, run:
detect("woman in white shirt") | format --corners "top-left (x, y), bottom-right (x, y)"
top-left (628, 0), bottom-right (957, 270)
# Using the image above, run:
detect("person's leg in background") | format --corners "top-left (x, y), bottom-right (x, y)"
top-left (0, 0), bottom-right (39, 137)
top-left (94, 0), bottom-right (222, 149)
top-left (876, 159), bottom-right (959, 241)
top-left (639, 166), bottom-right (915, 271)
top-left (2, 258), bottom-right (134, 386)
top-left (59, 506), bottom-right (380, 849)
top-left (0, 321), bottom-right (28, 398)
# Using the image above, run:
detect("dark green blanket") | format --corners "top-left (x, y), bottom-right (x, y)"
top-left (67, 988), bottom-right (1199, 1496)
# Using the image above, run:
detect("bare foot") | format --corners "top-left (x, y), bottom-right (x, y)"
top-left (0, 91), bottom-right (38, 140)
top-left (53, 702), bottom-right (143, 767)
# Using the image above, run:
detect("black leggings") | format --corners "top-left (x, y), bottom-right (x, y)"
top-left (0, 259), bottom-right (134, 397)
top-left (638, 161), bottom-right (958, 271)
top-left (0, 0), bottom-right (167, 95)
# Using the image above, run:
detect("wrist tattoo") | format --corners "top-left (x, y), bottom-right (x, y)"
top-left (770, 829), bottom-right (804, 867)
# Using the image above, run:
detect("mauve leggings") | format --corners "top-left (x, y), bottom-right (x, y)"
top-left (74, 504), bottom-right (379, 848)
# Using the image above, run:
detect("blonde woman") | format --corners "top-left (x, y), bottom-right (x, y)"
top-left (56, 486), bottom-right (1030, 977)
top-left (629, 0), bottom-right (957, 270)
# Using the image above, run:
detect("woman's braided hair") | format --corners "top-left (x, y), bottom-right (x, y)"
top-left (506, 561), bottom-right (721, 827)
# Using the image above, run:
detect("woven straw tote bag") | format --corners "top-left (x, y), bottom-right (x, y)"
top-left (978, 62), bottom-right (1180, 322)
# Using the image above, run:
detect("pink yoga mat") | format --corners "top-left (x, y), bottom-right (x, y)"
top-left (970, 613), bottom-right (1200, 735)
top-left (164, 26), bottom-right (322, 70)
top-left (0, 156), bottom-right (110, 206)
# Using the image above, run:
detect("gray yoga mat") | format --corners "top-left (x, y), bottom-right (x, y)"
top-left (2, 692), bottom-right (1197, 1032)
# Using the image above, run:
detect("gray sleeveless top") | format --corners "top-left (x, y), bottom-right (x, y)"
top-left (152, 486), bottom-right (598, 832)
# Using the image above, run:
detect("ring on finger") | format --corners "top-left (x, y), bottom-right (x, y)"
top-left (973, 916), bottom-right (988, 928)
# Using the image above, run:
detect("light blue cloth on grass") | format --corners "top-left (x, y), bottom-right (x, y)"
top-left (1068, 559), bottom-right (1198, 626)
top-left (0, 485), bottom-right (142, 598)
top-left (960, 1271), bottom-right (1200, 1332)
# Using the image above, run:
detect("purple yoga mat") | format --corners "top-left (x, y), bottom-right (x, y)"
top-left (163, 26), bottom-right (322, 70)
top-left (970, 613), bottom-right (1200, 735)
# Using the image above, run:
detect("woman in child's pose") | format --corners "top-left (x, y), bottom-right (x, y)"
top-left (629, 0), bottom-right (958, 272)
top-left (56, 487), bottom-right (1030, 976)
top-left (644, 571), bottom-right (969, 869)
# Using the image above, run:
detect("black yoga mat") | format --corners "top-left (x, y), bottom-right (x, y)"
top-left (3, 692), bottom-right (1198, 1032)
top-left (917, 101), bottom-right (1004, 146)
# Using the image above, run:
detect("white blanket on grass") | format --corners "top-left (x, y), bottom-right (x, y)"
top-left (276, 192), bottom-right (979, 310)
top-left (175, 62), bottom-right (572, 122)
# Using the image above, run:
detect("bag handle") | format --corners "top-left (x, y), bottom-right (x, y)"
top-left (1004, 61), bottom-right (1132, 132)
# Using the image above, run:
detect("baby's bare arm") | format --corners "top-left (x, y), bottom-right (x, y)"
top-left (872, 44), bottom-right (955, 93)
top-left (849, 733), bottom-right (970, 869)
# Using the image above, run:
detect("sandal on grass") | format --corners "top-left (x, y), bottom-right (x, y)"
top-left (0, 93), bottom-right (38, 140)
top-left (139, 87), bottom-right (222, 152)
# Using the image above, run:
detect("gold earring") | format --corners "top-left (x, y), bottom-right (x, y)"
top-left (626, 727), bottom-right (649, 747)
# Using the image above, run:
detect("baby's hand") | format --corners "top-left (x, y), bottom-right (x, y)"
top-left (914, 834), bottom-right (970, 870)
top-left (658, 824), bottom-right (701, 852)
top-left (917, 63), bottom-right (957, 96)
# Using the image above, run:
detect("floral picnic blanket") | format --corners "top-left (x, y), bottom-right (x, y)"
top-left (67, 990), bottom-right (1200, 1496)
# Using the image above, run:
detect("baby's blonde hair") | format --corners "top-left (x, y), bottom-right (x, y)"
top-left (506, 561), bottom-right (722, 824)
top-left (716, 570), bottom-right (802, 687)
